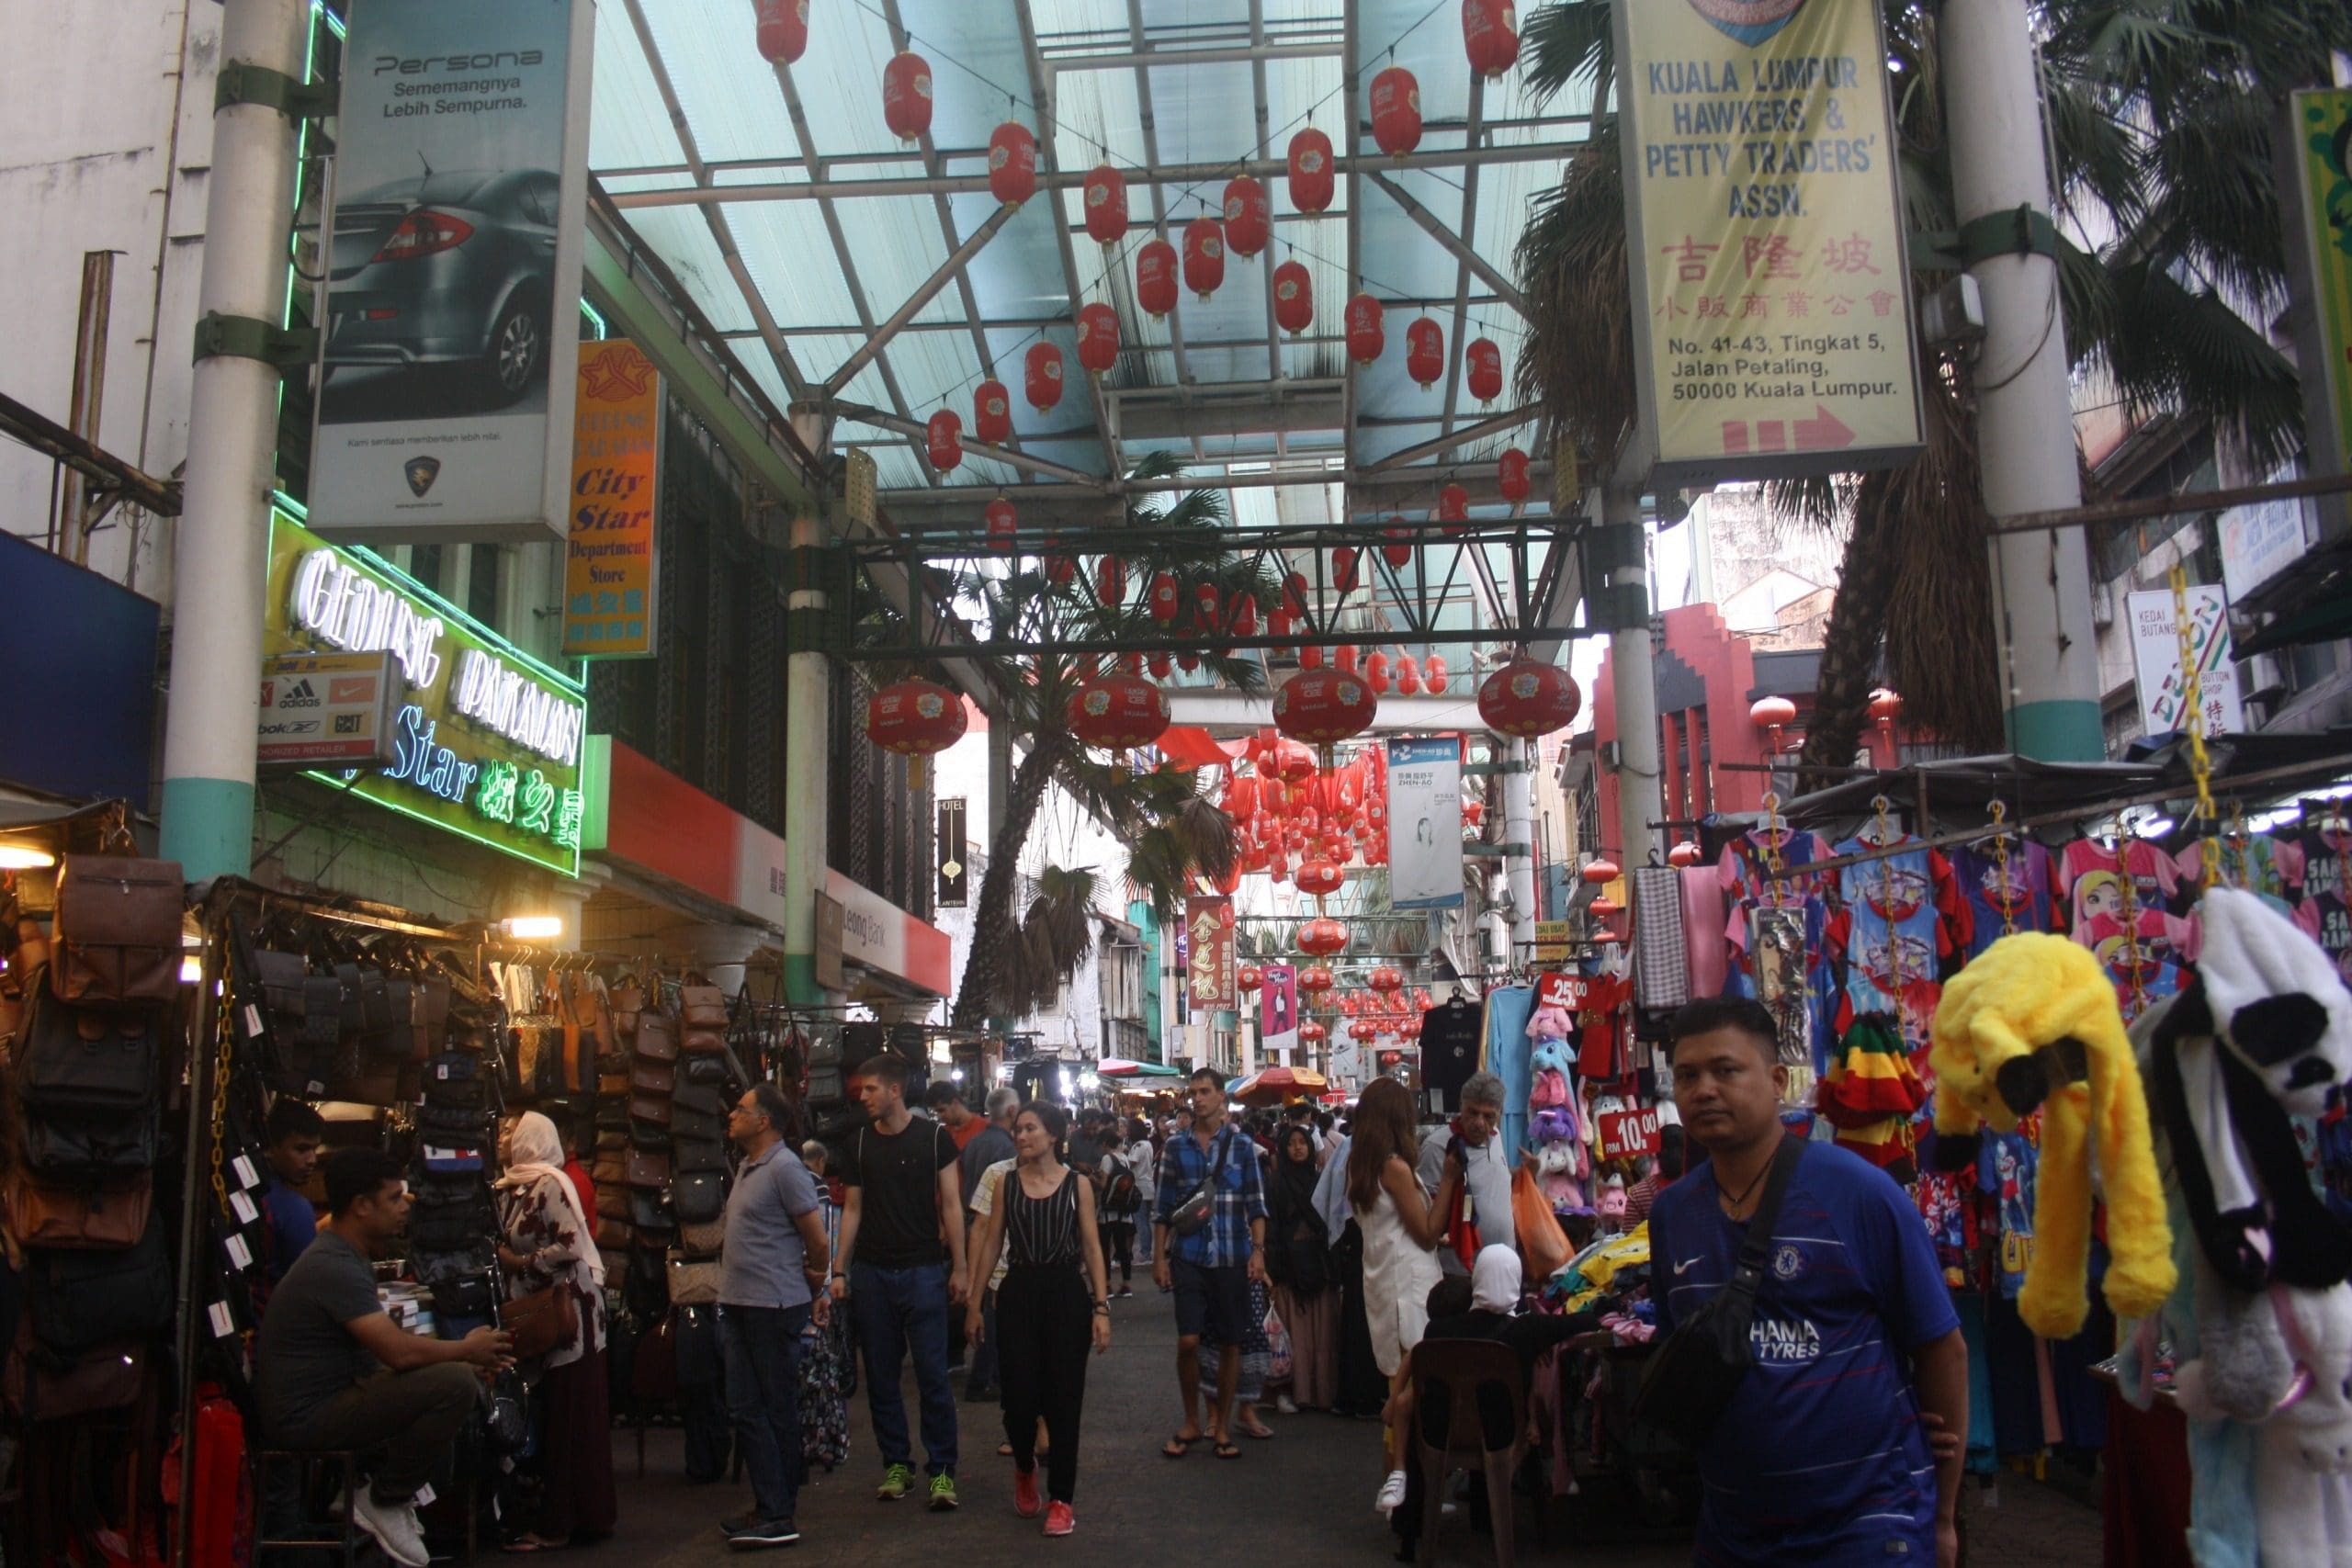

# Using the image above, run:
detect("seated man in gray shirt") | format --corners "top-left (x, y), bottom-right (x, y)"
top-left (256, 1147), bottom-right (512, 1568)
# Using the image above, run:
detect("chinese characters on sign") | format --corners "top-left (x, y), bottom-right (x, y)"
top-left (1186, 896), bottom-right (1236, 1010)
top-left (1616, 0), bottom-right (1923, 482)
top-left (2127, 585), bottom-right (2244, 740)
top-left (562, 340), bottom-right (662, 657)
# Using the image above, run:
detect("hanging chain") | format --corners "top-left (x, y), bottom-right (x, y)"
top-left (1872, 794), bottom-right (1905, 997)
top-left (1989, 798), bottom-right (2018, 936)
top-left (209, 956), bottom-right (235, 1216)
top-left (2118, 850), bottom-right (2149, 1021)
top-left (1760, 790), bottom-right (1789, 904)
top-left (2169, 561), bottom-right (2221, 891)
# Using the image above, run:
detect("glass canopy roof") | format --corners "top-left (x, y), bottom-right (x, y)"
top-left (588, 0), bottom-right (1600, 647)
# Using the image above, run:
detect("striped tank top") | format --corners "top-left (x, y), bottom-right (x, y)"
top-left (1004, 1168), bottom-right (1081, 1269)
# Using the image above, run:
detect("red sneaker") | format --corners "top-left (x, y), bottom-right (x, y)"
top-left (1012, 1467), bottom-right (1041, 1519)
top-left (1044, 1501), bottom-right (1075, 1537)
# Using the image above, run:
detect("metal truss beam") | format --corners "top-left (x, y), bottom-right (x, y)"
top-left (1436, 75), bottom-right (1487, 448)
top-left (1364, 170), bottom-right (1533, 322)
top-left (1339, 0), bottom-right (1363, 473)
top-left (603, 141), bottom-right (1583, 209)
top-left (833, 401), bottom-right (1115, 492)
top-left (1122, 0), bottom-right (1199, 412)
top-left (879, 457), bottom-right (1555, 511)
top-left (1052, 40), bottom-right (1340, 72)
top-left (1362, 406), bottom-right (1539, 472)
top-left (820, 199), bottom-right (1019, 399)
top-left (1018, 0), bottom-right (1120, 478)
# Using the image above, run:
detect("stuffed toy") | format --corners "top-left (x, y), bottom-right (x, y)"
top-left (1526, 1002), bottom-right (1572, 1043)
top-left (1530, 1106), bottom-right (1577, 1147)
top-left (1535, 1139), bottom-right (1588, 1214)
top-left (1529, 1039), bottom-right (1574, 1111)
top-left (2138, 888), bottom-right (2352, 1567)
top-left (1597, 1173), bottom-right (1629, 1227)
top-left (1928, 931), bottom-right (2176, 1338)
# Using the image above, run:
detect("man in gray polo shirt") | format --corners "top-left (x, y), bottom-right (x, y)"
top-left (717, 1082), bottom-right (832, 1550)
top-left (1416, 1071), bottom-right (1518, 1256)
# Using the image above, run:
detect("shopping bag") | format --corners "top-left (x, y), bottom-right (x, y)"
top-left (1263, 1301), bottom-right (1294, 1387)
top-left (1512, 1165), bottom-right (1572, 1282)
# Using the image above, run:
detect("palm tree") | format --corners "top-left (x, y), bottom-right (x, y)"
top-left (1515, 0), bottom-right (2338, 778)
top-left (857, 451), bottom-right (1272, 1031)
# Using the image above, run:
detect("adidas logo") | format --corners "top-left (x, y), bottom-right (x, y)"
top-left (282, 679), bottom-right (321, 708)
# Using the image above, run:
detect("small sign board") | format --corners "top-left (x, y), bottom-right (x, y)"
top-left (813, 893), bottom-right (846, 991)
top-left (257, 650), bottom-right (399, 769)
top-left (1598, 1104), bottom-right (1665, 1161)
top-left (1532, 920), bottom-right (1571, 965)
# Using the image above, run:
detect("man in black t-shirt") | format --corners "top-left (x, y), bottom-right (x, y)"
top-left (831, 1053), bottom-right (969, 1510)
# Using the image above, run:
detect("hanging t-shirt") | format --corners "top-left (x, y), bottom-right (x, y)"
top-left (1421, 997), bottom-right (1485, 1107)
top-left (1948, 840), bottom-right (2058, 958)
top-left (1827, 835), bottom-right (1962, 1049)
top-left (1679, 865), bottom-right (1730, 998)
top-left (2057, 839), bottom-right (2182, 940)
top-left (2081, 908), bottom-right (2196, 1018)
top-left (1980, 1125), bottom-right (2039, 1300)
top-left (2174, 836), bottom-right (2296, 918)
top-left (1650, 1141), bottom-right (1958, 1564)
top-left (1720, 828), bottom-right (1838, 1071)
top-left (1485, 985), bottom-right (1535, 1168)
top-left (2280, 825), bottom-right (2352, 985)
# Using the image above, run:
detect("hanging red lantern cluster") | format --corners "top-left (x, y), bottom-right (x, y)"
top-left (1084, 164), bottom-right (1127, 246)
top-left (1394, 654), bottom-right (1421, 695)
top-left (1426, 654), bottom-right (1449, 694)
top-left (1498, 446), bottom-right (1531, 506)
top-left (973, 378), bottom-right (1011, 444)
top-left (1462, 0), bottom-right (1521, 78)
top-left (1370, 66), bottom-right (1423, 157)
top-left (1300, 1020), bottom-right (1329, 1045)
top-left (1437, 482), bottom-right (1469, 535)
top-left (865, 679), bottom-right (967, 773)
top-left (1149, 572), bottom-right (1181, 626)
top-left (1369, 965), bottom-right (1402, 993)
top-left (1136, 240), bottom-right (1178, 319)
top-left (1272, 260), bottom-right (1313, 336)
top-left (1477, 658), bottom-right (1582, 737)
top-left (1297, 860), bottom-right (1343, 898)
top-left (1297, 916), bottom-right (1348, 957)
top-left (925, 409), bottom-right (963, 471)
top-left (1466, 336), bottom-right (1503, 403)
top-left (1346, 293), bottom-right (1385, 365)
top-left (985, 496), bottom-right (1016, 553)
top-left (1223, 176), bottom-right (1271, 257)
top-left (1300, 964), bottom-right (1335, 994)
top-left (1076, 302), bottom-right (1119, 376)
top-left (1406, 316), bottom-right (1444, 389)
top-left (755, 0), bottom-right (809, 64)
top-left (1237, 964), bottom-right (1262, 993)
top-left (1024, 341), bottom-right (1064, 411)
top-left (1288, 129), bottom-right (1335, 213)
top-left (1183, 215), bottom-right (1226, 299)
top-left (882, 52), bottom-right (933, 142)
top-left (1582, 858), bottom-right (1620, 886)
top-left (1095, 555), bottom-right (1126, 604)
top-left (1067, 671), bottom-right (1170, 750)
top-left (1274, 670), bottom-right (1377, 745)
top-left (989, 121), bottom-right (1037, 205)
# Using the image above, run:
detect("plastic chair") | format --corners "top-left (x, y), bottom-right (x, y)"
top-left (1409, 1338), bottom-right (1530, 1568)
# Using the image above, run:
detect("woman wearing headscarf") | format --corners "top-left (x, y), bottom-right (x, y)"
top-left (495, 1111), bottom-right (616, 1550)
top-left (1264, 1122), bottom-right (1337, 1412)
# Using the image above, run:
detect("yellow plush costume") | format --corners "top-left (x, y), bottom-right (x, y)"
top-left (1928, 932), bottom-right (2176, 1337)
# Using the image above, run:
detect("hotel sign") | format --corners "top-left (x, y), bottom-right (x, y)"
top-left (264, 508), bottom-right (587, 875)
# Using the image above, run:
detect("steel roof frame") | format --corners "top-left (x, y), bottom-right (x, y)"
top-left (1120, 0), bottom-right (1201, 454)
top-left (1016, 0), bottom-right (1121, 478)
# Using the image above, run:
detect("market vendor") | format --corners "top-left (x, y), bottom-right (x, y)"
top-left (255, 1148), bottom-right (514, 1568)
top-left (259, 1098), bottom-right (325, 1284)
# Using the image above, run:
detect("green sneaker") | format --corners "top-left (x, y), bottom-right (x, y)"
top-left (876, 1462), bottom-right (915, 1501)
top-left (927, 1472), bottom-right (959, 1512)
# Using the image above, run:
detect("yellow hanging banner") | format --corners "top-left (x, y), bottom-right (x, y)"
top-left (562, 339), bottom-right (664, 659)
top-left (1615, 0), bottom-right (1924, 485)
top-left (2294, 90), bottom-right (2352, 472)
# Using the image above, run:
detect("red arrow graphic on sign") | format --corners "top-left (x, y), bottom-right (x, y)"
top-left (1794, 402), bottom-right (1855, 448)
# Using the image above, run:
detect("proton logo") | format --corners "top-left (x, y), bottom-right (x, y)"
top-left (404, 455), bottom-right (443, 497)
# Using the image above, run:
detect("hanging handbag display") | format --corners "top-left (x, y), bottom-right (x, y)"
top-left (17, 976), bottom-right (161, 1118)
top-left (673, 1137), bottom-right (728, 1176)
top-left (626, 1148), bottom-right (671, 1189)
top-left (628, 1189), bottom-right (672, 1232)
top-left (680, 1053), bottom-right (732, 1088)
top-left (676, 986), bottom-right (729, 1028)
top-left (424, 1052), bottom-right (488, 1106)
top-left (5, 1330), bottom-right (149, 1422)
top-left (666, 1251), bottom-right (721, 1306)
top-left (1632, 1135), bottom-right (1804, 1449)
top-left (627, 1093), bottom-right (671, 1127)
top-left (678, 1218), bottom-right (726, 1255)
top-left (20, 1100), bottom-right (160, 1181)
top-left (633, 1011), bottom-right (679, 1063)
top-left (628, 1059), bottom-right (675, 1095)
top-left (51, 854), bottom-right (183, 1006)
top-left (500, 1281), bottom-right (579, 1360)
top-left (673, 1169), bottom-right (725, 1224)
top-left (26, 1210), bottom-right (175, 1355)
top-left (5, 1170), bottom-right (153, 1250)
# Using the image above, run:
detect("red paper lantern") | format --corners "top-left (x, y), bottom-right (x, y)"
top-left (1299, 646), bottom-right (1324, 671)
top-left (1301, 1020), bottom-right (1329, 1044)
top-left (1371, 965), bottom-right (1401, 993)
top-left (1024, 340), bottom-right (1064, 411)
top-left (925, 408), bottom-right (963, 471)
top-left (1345, 293), bottom-right (1386, 365)
top-left (1136, 239), bottom-right (1179, 319)
top-left (1462, 0), bottom-right (1521, 78)
top-left (1466, 336), bottom-right (1504, 403)
top-left (1370, 66), bottom-right (1423, 158)
top-left (973, 378), bottom-right (1012, 444)
top-left (865, 678), bottom-right (966, 760)
top-left (1193, 581), bottom-right (1222, 629)
top-left (1268, 739), bottom-right (1317, 782)
top-left (988, 121), bottom-right (1037, 205)
top-left (1182, 215), bottom-right (1226, 299)
top-left (1083, 164), bottom-right (1128, 246)
top-left (1497, 446), bottom-right (1531, 506)
top-left (1869, 688), bottom-right (1905, 725)
top-left (1751, 695), bottom-right (1798, 732)
top-left (1272, 259), bottom-right (1314, 336)
top-left (1095, 555), bottom-right (1126, 604)
top-left (1044, 542), bottom-right (1075, 587)
top-left (1478, 658), bottom-right (1582, 737)
top-left (1287, 128), bottom-right (1335, 212)
top-left (1381, 525), bottom-right (1413, 570)
top-left (1438, 482), bottom-right (1469, 535)
top-left (1425, 654), bottom-right (1449, 694)
top-left (1406, 316), bottom-right (1444, 389)
top-left (1274, 670), bottom-right (1377, 745)
top-left (755, 0), bottom-right (809, 65)
top-left (1331, 546), bottom-right (1361, 593)
top-left (882, 51), bottom-right (933, 142)
top-left (1668, 840), bottom-right (1702, 867)
top-left (1149, 572), bottom-right (1181, 625)
top-left (1237, 964), bottom-right (1263, 993)
top-left (1227, 594), bottom-right (1259, 638)
top-left (1589, 897), bottom-right (1622, 919)
top-left (1395, 656), bottom-right (1421, 695)
top-left (1364, 650), bottom-right (1390, 694)
top-left (1301, 964), bottom-right (1334, 994)
top-left (1076, 301), bottom-right (1119, 375)
top-left (1582, 858), bottom-right (1620, 885)
top-left (1334, 645), bottom-right (1359, 675)
top-left (1297, 917), bottom-right (1348, 957)
top-left (1222, 176), bottom-right (1271, 257)
top-left (1148, 652), bottom-right (1172, 679)
top-left (1067, 672), bottom-right (1171, 750)
top-left (1462, 798), bottom-right (1485, 828)
top-left (985, 497), bottom-right (1015, 553)
top-left (1281, 572), bottom-right (1310, 618)
top-left (1297, 860), bottom-right (1343, 898)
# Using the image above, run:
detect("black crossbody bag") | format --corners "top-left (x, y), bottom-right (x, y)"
top-left (1633, 1134), bottom-right (1804, 1449)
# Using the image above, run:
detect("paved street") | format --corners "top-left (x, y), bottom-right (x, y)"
top-left (587, 1286), bottom-right (2106, 1566)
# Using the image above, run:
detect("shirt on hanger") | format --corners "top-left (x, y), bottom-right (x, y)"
top-left (2057, 838), bottom-right (2182, 940)
top-left (2279, 824), bottom-right (2351, 982)
top-left (1826, 835), bottom-right (1962, 1047)
top-left (1947, 840), bottom-right (2059, 958)
top-left (1719, 827), bottom-right (1838, 1070)
top-left (1679, 864), bottom-right (1729, 998)
top-left (1421, 997), bottom-right (1486, 1106)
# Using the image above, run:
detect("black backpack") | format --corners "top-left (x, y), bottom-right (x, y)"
top-left (20, 1102), bottom-right (160, 1181)
top-left (27, 1212), bottom-right (174, 1356)
top-left (17, 980), bottom-right (160, 1119)
top-left (1102, 1160), bottom-right (1141, 1215)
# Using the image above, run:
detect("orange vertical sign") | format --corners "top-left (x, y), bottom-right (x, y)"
top-left (563, 340), bottom-right (663, 658)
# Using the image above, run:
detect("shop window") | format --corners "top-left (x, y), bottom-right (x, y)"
top-left (409, 542), bottom-right (443, 595)
top-left (466, 543), bottom-right (500, 626)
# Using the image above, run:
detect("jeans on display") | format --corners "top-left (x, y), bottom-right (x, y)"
top-left (719, 1303), bottom-right (811, 1522)
top-left (850, 1260), bottom-right (959, 1475)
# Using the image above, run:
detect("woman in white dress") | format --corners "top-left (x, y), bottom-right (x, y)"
top-left (1346, 1077), bottom-right (1461, 1517)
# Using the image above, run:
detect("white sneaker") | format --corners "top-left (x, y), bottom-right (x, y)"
top-left (1374, 1470), bottom-right (1408, 1517)
top-left (1275, 1394), bottom-right (1299, 1415)
top-left (352, 1490), bottom-right (430, 1568)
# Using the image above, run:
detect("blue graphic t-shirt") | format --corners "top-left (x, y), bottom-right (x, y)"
top-left (1651, 1140), bottom-right (1959, 1565)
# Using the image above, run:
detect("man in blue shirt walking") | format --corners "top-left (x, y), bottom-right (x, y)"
top-left (1650, 998), bottom-right (1968, 1567)
top-left (1151, 1069), bottom-right (1268, 1461)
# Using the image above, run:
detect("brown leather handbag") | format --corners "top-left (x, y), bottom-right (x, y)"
top-left (678, 1218), bottom-right (727, 1255)
top-left (677, 986), bottom-right (729, 1028)
top-left (629, 1059), bottom-right (675, 1095)
top-left (626, 1092), bottom-right (671, 1126)
top-left (666, 1251), bottom-right (721, 1306)
top-left (625, 1148), bottom-right (671, 1188)
top-left (51, 855), bottom-right (184, 1005)
top-left (681, 1024), bottom-right (727, 1055)
top-left (500, 1282), bottom-right (579, 1360)
top-left (633, 1011), bottom-right (678, 1063)
top-left (6, 1171), bottom-right (152, 1249)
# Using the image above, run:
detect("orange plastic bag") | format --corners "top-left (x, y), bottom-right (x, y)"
top-left (1512, 1165), bottom-right (1571, 1281)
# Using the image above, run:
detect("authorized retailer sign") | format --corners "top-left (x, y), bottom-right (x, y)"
top-left (1615, 0), bottom-right (1922, 484)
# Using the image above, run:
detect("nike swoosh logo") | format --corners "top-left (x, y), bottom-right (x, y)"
top-left (1673, 1257), bottom-right (1702, 1275)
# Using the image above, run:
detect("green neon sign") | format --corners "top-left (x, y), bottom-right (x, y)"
top-left (265, 507), bottom-right (586, 875)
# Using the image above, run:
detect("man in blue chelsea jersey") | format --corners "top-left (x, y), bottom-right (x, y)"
top-left (1649, 998), bottom-right (1968, 1567)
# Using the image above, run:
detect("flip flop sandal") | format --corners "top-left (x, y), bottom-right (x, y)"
top-left (1239, 1424), bottom-right (1275, 1439)
top-left (1163, 1433), bottom-right (1202, 1459)
top-left (1213, 1441), bottom-right (1244, 1460)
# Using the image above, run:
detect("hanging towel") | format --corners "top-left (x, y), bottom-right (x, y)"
top-left (1631, 864), bottom-right (1690, 1010)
